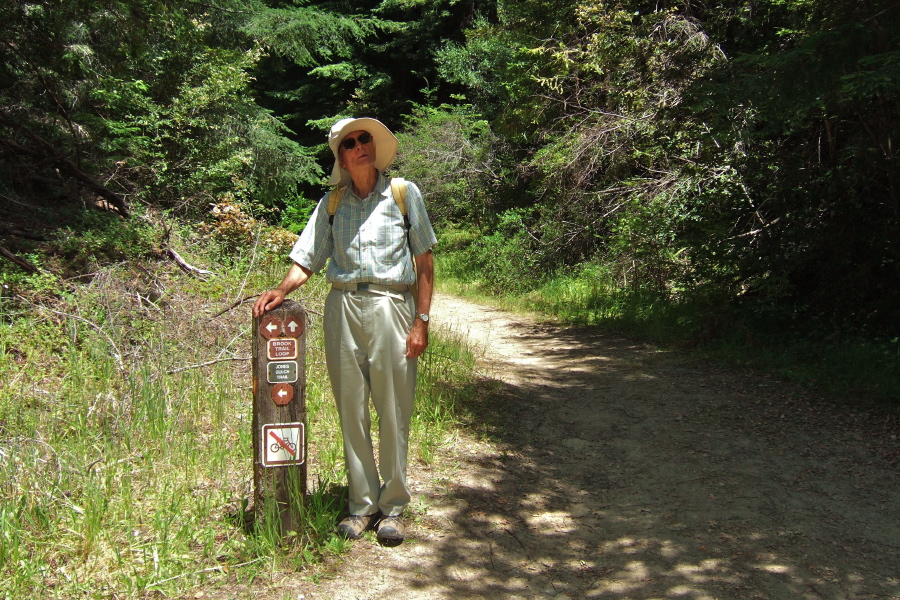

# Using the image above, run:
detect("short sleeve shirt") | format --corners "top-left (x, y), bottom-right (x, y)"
top-left (289, 173), bottom-right (437, 285)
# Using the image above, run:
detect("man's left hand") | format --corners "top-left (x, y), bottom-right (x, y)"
top-left (406, 319), bottom-right (428, 358)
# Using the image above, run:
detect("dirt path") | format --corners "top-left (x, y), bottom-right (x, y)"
top-left (244, 293), bottom-right (899, 600)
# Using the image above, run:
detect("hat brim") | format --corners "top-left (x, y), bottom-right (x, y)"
top-left (328, 118), bottom-right (399, 186)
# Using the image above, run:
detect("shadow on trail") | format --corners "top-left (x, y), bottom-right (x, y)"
top-left (416, 319), bottom-right (899, 599)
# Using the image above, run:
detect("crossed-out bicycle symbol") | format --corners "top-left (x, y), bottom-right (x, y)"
top-left (268, 429), bottom-right (298, 458)
top-left (270, 439), bottom-right (297, 454)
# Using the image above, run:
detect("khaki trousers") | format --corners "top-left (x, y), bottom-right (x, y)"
top-left (324, 287), bottom-right (417, 517)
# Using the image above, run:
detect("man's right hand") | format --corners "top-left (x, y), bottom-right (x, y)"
top-left (253, 263), bottom-right (311, 317)
top-left (253, 289), bottom-right (286, 317)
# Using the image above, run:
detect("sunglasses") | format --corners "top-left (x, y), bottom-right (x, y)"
top-left (341, 131), bottom-right (372, 150)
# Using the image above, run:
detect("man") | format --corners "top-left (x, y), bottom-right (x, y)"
top-left (253, 117), bottom-right (436, 544)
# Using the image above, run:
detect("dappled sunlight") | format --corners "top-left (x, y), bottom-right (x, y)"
top-left (384, 296), bottom-right (900, 599)
top-left (666, 584), bottom-right (717, 599)
top-left (410, 451), bottom-right (855, 599)
top-left (673, 558), bottom-right (727, 580)
top-left (269, 295), bottom-right (900, 600)
top-left (755, 563), bottom-right (791, 574)
top-left (526, 510), bottom-right (580, 533)
top-left (659, 539), bottom-right (684, 559)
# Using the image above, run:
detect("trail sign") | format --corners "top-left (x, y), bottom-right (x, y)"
top-left (267, 360), bottom-right (298, 383)
top-left (283, 316), bottom-right (304, 337)
top-left (260, 316), bottom-right (283, 339)
top-left (262, 423), bottom-right (305, 467)
top-left (267, 338), bottom-right (297, 360)
top-left (252, 299), bottom-right (307, 539)
top-left (271, 383), bottom-right (294, 405)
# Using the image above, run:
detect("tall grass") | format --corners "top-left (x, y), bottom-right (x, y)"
top-left (0, 236), bottom-right (477, 598)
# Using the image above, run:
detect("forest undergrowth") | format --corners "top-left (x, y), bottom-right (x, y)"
top-left (1, 207), bottom-right (897, 600)
top-left (437, 250), bottom-right (900, 410)
top-left (0, 211), bottom-right (477, 599)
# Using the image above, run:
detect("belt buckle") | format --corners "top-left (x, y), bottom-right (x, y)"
top-left (356, 283), bottom-right (370, 292)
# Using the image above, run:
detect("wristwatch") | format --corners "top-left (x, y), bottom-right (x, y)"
top-left (417, 313), bottom-right (430, 323)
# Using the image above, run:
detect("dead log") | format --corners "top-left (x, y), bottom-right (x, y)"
top-left (0, 244), bottom-right (41, 273)
top-left (166, 247), bottom-right (213, 279)
top-left (0, 114), bottom-right (130, 217)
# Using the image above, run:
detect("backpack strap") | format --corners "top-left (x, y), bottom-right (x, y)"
top-left (327, 179), bottom-right (409, 229)
top-left (327, 186), bottom-right (345, 225)
top-left (390, 177), bottom-right (411, 230)
top-left (391, 177), bottom-right (417, 303)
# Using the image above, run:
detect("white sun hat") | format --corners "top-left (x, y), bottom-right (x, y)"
top-left (328, 117), bottom-right (399, 186)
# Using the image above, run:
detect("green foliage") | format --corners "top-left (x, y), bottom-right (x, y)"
top-left (251, 0), bottom-right (498, 159)
top-left (139, 46), bottom-right (319, 211)
top-left (434, 3), bottom-right (727, 291)
top-left (436, 209), bottom-right (545, 294)
top-left (0, 0), bottom-right (325, 234)
top-left (2, 0), bottom-right (898, 471)
top-left (48, 208), bottom-right (158, 272)
top-left (279, 195), bottom-right (319, 234)
top-left (241, 4), bottom-right (385, 67)
top-left (394, 105), bottom-right (508, 227)
top-left (420, 0), bottom-right (900, 339)
top-left (6, 0), bottom-right (893, 341)
top-left (0, 207), bottom-right (159, 300)
top-left (434, 17), bottom-right (543, 131)
top-left (420, 0), bottom-right (900, 403)
top-left (684, 1), bottom-right (900, 332)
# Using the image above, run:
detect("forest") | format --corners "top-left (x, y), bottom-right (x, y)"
top-left (1, 1), bottom-right (898, 596)
top-left (3, 0), bottom-right (899, 349)
top-left (3, 0), bottom-right (899, 342)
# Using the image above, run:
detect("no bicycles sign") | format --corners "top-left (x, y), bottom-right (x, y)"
top-left (261, 423), bottom-right (305, 467)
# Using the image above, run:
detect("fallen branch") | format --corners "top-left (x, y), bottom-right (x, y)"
top-left (210, 294), bottom-right (258, 319)
top-left (167, 247), bottom-right (213, 279)
top-left (210, 294), bottom-right (324, 320)
top-left (725, 217), bottom-right (782, 241)
top-left (0, 114), bottom-right (130, 217)
top-left (0, 244), bottom-right (41, 273)
top-left (146, 557), bottom-right (267, 589)
top-left (136, 293), bottom-right (163, 313)
top-left (153, 213), bottom-right (214, 280)
top-left (167, 355), bottom-right (251, 374)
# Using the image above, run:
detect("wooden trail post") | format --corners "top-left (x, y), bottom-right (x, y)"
top-left (252, 299), bottom-right (307, 537)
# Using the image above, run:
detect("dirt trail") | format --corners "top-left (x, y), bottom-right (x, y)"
top-left (244, 293), bottom-right (899, 600)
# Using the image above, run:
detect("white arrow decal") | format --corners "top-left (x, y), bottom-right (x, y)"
top-left (278, 388), bottom-right (288, 398)
top-left (287, 320), bottom-right (298, 332)
top-left (266, 322), bottom-right (279, 332)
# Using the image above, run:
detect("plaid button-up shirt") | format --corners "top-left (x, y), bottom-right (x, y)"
top-left (289, 173), bottom-right (437, 285)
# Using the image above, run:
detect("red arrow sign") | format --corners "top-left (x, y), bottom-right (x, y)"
top-left (284, 317), bottom-right (303, 337)
top-left (260, 316), bottom-right (282, 339)
top-left (271, 383), bottom-right (294, 405)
